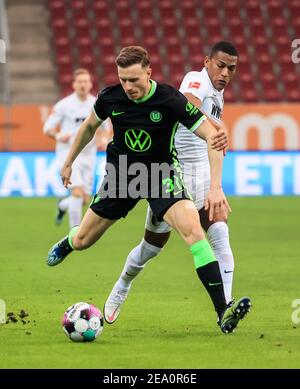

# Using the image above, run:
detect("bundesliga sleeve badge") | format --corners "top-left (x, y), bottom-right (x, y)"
top-left (188, 81), bottom-right (201, 89)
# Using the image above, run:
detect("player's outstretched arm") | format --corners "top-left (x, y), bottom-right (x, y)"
top-left (194, 120), bottom-right (231, 221)
top-left (61, 111), bottom-right (102, 188)
top-left (184, 92), bottom-right (228, 153)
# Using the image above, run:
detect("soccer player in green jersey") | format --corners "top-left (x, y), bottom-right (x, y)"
top-left (47, 46), bottom-right (250, 333)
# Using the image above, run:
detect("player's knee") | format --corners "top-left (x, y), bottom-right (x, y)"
top-left (72, 187), bottom-right (85, 199)
top-left (144, 229), bottom-right (170, 248)
top-left (181, 224), bottom-right (204, 246)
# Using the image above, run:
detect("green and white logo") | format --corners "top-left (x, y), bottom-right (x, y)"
top-left (125, 129), bottom-right (152, 152)
top-left (186, 102), bottom-right (194, 112)
top-left (150, 111), bottom-right (162, 122)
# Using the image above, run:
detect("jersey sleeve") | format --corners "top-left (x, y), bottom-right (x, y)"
top-left (179, 71), bottom-right (209, 102)
top-left (171, 89), bottom-right (207, 132)
top-left (93, 90), bottom-right (109, 122)
top-left (43, 101), bottom-right (64, 133)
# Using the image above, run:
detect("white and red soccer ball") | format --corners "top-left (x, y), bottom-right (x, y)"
top-left (62, 302), bottom-right (104, 342)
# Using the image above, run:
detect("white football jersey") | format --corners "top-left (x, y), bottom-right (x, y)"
top-left (44, 92), bottom-right (97, 156)
top-left (175, 68), bottom-right (224, 162)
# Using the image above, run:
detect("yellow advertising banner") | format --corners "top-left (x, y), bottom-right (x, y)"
top-left (1, 104), bottom-right (300, 151)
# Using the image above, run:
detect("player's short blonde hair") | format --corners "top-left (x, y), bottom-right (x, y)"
top-left (73, 68), bottom-right (91, 80)
top-left (116, 46), bottom-right (150, 68)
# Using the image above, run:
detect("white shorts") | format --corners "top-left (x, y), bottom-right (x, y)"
top-left (56, 151), bottom-right (96, 195)
top-left (145, 159), bottom-right (210, 233)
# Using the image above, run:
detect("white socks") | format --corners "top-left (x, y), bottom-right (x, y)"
top-left (58, 196), bottom-right (70, 211)
top-left (207, 222), bottom-right (235, 304)
top-left (116, 239), bottom-right (162, 290)
top-left (68, 196), bottom-right (83, 228)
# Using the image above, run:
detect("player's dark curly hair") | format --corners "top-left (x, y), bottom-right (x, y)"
top-left (210, 41), bottom-right (239, 58)
top-left (116, 46), bottom-right (150, 68)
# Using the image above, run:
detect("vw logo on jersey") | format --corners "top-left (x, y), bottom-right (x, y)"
top-left (125, 129), bottom-right (152, 152)
top-left (150, 111), bottom-right (162, 122)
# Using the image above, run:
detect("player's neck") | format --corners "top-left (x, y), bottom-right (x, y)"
top-left (76, 93), bottom-right (89, 101)
top-left (143, 80), bottom-right (152, 98)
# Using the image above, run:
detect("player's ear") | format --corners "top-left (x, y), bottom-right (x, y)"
top-left (204, 56), bottom-right (210, 68)
top-left (147, 67), bottom-right (152, 78)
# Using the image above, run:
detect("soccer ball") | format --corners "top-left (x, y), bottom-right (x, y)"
top-left (62, 302), bottom-right (104, 342)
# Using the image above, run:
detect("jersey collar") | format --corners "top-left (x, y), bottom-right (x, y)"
top-left (132, 80), bottom-right (157, 104)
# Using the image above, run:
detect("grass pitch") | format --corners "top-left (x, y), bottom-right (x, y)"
top-left (0, 197), bottom-right (299, 368)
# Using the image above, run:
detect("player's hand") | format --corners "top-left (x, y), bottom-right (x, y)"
top-left (204, 187), bottom-right (232, 221)
top-left (211, 128), bottom-right (228, 155)
top-left (60, 164), bottom-right (72, 188)
top-left (56, 132), bottom-right (71, 143)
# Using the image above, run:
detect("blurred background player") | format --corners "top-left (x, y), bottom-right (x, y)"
top-left (43, 68), bottom-right (112, 229)
top-left (104, 41), bottom-right (239, 323)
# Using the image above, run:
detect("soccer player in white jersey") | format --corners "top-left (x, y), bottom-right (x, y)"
top-left (43, 68), bottom-right (111, 228)
top-left (104, 41), bottom-right (241, 325)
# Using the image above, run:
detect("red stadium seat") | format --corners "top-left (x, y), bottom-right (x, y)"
top-left (285, 88), bottom-right (300, 102)
top-left (48, 0), bottom-right (66, 19)
top-left (270, 17), bottom-right (289, 36)
top-left (262, 87), bottom-right (281, 102)
top-left (183, 17), bottom-right (200, 37)
top-left (139, 18), bottom-right (158, 37)
top-left (202, 3), bottom-right (218, 19)
top-left (239, 85), bottom-right (258, 103)
top-left (190, 54), bottom-right (205, 69)
top-left (180, 0), bottom-right (197, 19)
top-left (115, 0), bottom-right (133, 19)
top-left (118, 18), bottom-right (134, 37)
top-left (168, 55), bottom-right (185, 75)
top-left (161, 17), bottom-right (178, 36)
top-left (143, 35), bottom-right (160, 52)
top-left (223, 84), bottom-right (236, 103)
top-left (223, 2), bottom-right (241, 19)
top-left (136, 1), bottom-right (154, 19)
top-left (159, 0), bottom-right (176, 18)
top-left (70, 0), bottom-right (88, 17)
top-left (186, 36), bottom-right (204, 55)
top-left (266, 0), bottom-right (284, 18)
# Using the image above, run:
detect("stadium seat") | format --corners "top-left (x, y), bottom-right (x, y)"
top-left (92, 1), bottom-right (110, 19)
top-left (180, 0), bottom-right (197, 19)
top-left (115, 0), bottom-right (133, 19)
top-left (136, 1), bottom-right (154, 19)
top-left (70, 0), bottom-right (88, 16)
top-left (239, 85), bottom-right (258, 103)
top-left (223, 85), bottom-right (236, 103)
top-left (139, 18), bottom-right (157, 37)
top-left (262, 87), bottom-right (281, 102)
top-left (190, 54), bottom-right (205, 70)
top-left (159, 0), bottom-right (176, 18)
top-left (266, 0), bottom-right (284, 18)
top-left (161, 17), bottom-right (178, 36)
top-left (285, 88), bottom-right (300, 102)
top-left (48, 0), bottom-right (66, 19)
top-left (223, 2), bottom-right (241, 19)
top-left (183, 17), bottom-right (200, 37)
